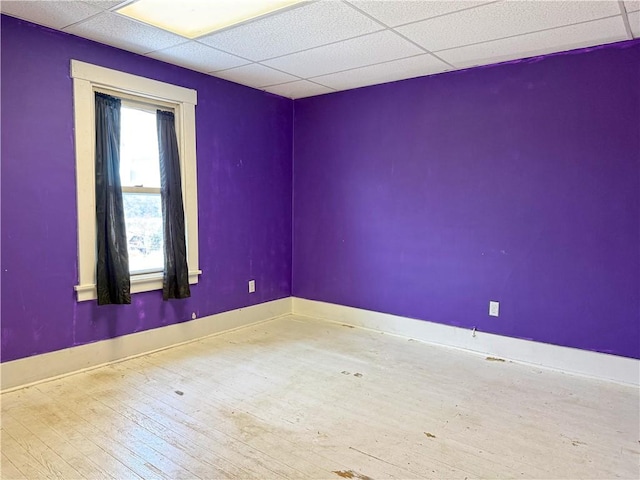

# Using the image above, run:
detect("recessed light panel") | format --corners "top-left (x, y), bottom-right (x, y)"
top-left (117, 0), bottom-right (305, 39)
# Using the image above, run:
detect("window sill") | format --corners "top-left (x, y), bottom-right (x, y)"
top-left (74, 270), bottom-right (202, 302)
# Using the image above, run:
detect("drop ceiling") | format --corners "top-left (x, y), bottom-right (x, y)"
top-left (2, 1), bottom-right (638, 99)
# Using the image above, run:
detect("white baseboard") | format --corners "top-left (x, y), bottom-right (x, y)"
top-left (292, 297), bottom-right (640, 386)
top-left (1, 297), bottom-right (292, 392)
top-left (4, 296), bottom-right (637, 392)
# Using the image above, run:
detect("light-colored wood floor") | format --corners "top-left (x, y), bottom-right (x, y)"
top-left (1, 315), bottom-right (638, 480)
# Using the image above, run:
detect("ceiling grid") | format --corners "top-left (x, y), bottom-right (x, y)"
top-left (1, 0), bottom-right (637, 98)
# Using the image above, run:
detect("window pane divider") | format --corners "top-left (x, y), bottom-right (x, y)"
top-left (122, 186), bottom-right (161, 194)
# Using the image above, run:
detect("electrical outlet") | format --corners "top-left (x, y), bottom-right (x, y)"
top-left (489, 301), bottom-right (500, 317)
top-left (248, 280), bottom-right (256, 293)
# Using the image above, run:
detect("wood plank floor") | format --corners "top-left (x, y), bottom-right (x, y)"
top-left (1, 315), bottom-right (638, 479)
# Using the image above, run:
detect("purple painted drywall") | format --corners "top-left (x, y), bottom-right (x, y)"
top-left (293, 41), bottom-right (640, 359)
top-left (1, 16), bottom-right (293, 362)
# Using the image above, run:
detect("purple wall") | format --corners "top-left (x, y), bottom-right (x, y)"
top-left (293, 42), bottom-right (640, 359)
top-left (1, 16), bottom-right (293, 362)
top-left (2, 15), bottom-right (639, 364)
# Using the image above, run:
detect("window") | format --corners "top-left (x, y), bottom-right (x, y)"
top-left (120, 102), bottom-right (163, 275)
top-left (72, 60), bottom-right (201, 301)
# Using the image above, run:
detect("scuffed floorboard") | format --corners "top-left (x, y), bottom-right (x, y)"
top-left (1, 315), bottom-right (638, 479)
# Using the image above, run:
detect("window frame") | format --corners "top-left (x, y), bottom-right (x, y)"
top-left (71, 60), bottom-right (201, 302)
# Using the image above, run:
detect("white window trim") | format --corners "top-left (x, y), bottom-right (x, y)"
top-left (71, 60), bottom-right (201, 301)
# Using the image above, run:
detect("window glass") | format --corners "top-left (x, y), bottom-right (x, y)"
top-left (120, 106), bottom-right (161, 188)
top-left (120, 104), bottom-right (163, 274)
top-left (123, 192), bottom-right (163, 274)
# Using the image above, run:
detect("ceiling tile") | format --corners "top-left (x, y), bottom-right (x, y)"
top-left (439, 16), bottom-right (628, 69)
top-left (198, 1), bottom-right (383, 61)
top-left (262, 30), bottom-right (424, 79)
top-left (64, 11), bottom-right (186, 54)
top-left (629, 11), bottom-right (640, 37)
top-left (312, 54), bottom-right (450, 91)
top-left (264, 80), bottom-right (334, 99)
top-left (624, 1), bottom-right (640, 13)
top-left (147, 41), bottom-right (249, 73)
top-left (83, 1), bottom-right (129, 10)
top-left (213, 64), bottom-right (299, 88)
top-left (349, 0), bottom-right (492, 27)
top-left (396, 1), bottom-right (621, 52)
top-left (1, 1), bottom-right (102, 30)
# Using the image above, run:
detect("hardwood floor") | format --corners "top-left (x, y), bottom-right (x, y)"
top-left (1, 315), bottom-right (638, 479)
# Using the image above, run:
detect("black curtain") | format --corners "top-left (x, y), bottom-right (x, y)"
top-left (157, 110), bottom-right (190, 300)
top-left (95, 93), bottom-right (131, 305)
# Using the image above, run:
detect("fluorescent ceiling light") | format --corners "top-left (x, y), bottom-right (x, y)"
top-left (117, 0), bottom-right (306, 39)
